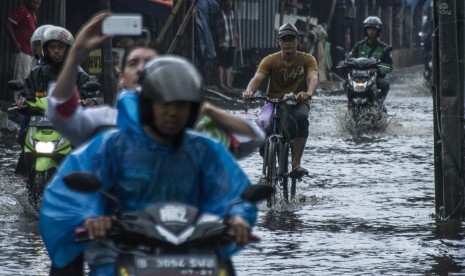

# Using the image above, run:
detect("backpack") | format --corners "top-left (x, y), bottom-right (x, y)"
top-left (277, 99), bottom-right (298, 142)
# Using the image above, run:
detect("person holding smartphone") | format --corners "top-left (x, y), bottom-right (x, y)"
top-left (47, 12), bottom-right (264, 154)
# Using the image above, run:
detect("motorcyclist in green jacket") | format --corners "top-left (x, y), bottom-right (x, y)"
top-left (348, 16), bottom-right (393, 103)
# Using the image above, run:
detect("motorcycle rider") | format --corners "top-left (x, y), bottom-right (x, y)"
top-left (14, 26), bottom-right (93, 177)
top-left (39, 55), bottom-right (258, 275)
top-left (347, 16), bottom-right (393, 103)
top-left (20, 26), bottom-right (94, 104)
top-left (242, 22), bottom-right (319, 176)
top-left (13, 24), bottom-right (53, 177)
top-left (47, 12), bottom-right (264, 154)
top-left (30, 24), bottom-right (54, 64)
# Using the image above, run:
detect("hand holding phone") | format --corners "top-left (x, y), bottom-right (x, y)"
top-left (102, 14), bottom-right (142, 36)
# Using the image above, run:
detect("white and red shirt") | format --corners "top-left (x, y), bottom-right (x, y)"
top-left (8, 5), bottom-right (37, 56)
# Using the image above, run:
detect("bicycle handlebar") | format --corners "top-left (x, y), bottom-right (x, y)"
top-left (249, 93), bottom-right (310, 103)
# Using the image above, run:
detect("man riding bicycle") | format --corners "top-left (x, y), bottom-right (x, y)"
top-left (242, 22), bottom-right (318, 176)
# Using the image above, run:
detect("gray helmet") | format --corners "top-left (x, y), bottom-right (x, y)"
top-left (41, 26), bottom-right (74, 50)
top-left (41, 26), bottom-right (74, 63)
top-left (278, 23), bottom-right (299, 39)
top-left (139, 55), bottom-right (204, 104)
top-left (363, 16), bottom-right (382, 36)
top-left (138, 55), bottom-right (204, 128)
top-left (30, 24), bottom-right (54, 59)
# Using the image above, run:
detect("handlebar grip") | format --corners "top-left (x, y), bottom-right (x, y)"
top-left (75, 227), bottom-right (89, 242)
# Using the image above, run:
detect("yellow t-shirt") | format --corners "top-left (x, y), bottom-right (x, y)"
top-left (257, 51), bottom-right (318, 99)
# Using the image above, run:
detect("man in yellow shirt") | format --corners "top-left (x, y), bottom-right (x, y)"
top-left (242, 22), bottom-right (318, 175)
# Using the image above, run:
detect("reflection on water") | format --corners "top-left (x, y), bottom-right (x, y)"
top-left (261, 210), bottom-right (305, 231)
top-left (0, 66), bottom-right (463, 275)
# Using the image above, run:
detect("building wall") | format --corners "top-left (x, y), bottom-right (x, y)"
top-left (235, 0), bottom-right (279, 68)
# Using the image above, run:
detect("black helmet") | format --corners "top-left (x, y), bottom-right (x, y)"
top-left (138, 55), bottom-right (204, 129)
top-left (363, 16), bottom-right (382, 36)
top-left (278, 23), bottom-right (299, 39)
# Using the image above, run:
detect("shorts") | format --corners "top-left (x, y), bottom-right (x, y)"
top-left (217, 47), bottom-right (235, 68)
top-left (295, 102), bottom-right (310, 138)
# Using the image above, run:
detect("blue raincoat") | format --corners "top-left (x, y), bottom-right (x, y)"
top-left (39, 92), bottom-right (257, 269)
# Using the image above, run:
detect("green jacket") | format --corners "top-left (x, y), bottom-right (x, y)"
top-left (348, 38), bottom-right (393, 77)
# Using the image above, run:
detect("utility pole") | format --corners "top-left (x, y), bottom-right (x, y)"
top-left (102, 0), bottom-right (115, 105)
top-left (435, 0), bottom-right (463, 219)
top-left (432, 0), bottom-right (443, 215)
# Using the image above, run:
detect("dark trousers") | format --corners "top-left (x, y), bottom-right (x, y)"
top-left (377, 78), bottom-right (390, 102)
top-left (49, 254), bottom-right (84, 276)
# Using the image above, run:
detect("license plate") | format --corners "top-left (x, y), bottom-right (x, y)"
top-left (352, 70), bottom-right (370, 77)
top-left (29, 116), bottom-right (53, 127)
top-left (134, 255), bottom-right (219, 275)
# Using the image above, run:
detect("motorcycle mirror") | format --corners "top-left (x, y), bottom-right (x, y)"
top-left (63, 172), bottom-right (102, 193)
top-left (7, 80), bottom-right (24, 91)
top-left (63, 172), bottom-right (122, 218)
top-left (241, 184), bottom-right (274, 203)
top-left (82, 82), bottom-right (101, 92)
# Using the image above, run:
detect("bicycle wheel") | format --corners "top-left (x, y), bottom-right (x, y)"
top-left (262, 137), bottom-right (272, 207)
top-left (262, 136), bottom-right (270, 177)
top-left (279, 141), bottom-right (290, 203)
top-left (289, 144), bottom-right (297, 200)
top-left (266, 137), bottom-right (279, 207)
top-left (290, 174), bottom-right (297, 201)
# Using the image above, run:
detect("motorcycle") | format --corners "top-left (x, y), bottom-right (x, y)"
top-left (339, 50), bottom-right (392, 134)
top-left (419, 18), bottom-right (433, 87)
top-left (63, 172), bottom-right (273, 276)
top-left (7, 80), bottom-right (101, 211)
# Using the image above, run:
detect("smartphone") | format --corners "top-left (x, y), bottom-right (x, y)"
top-left (102, 14), bottom-right (142, 36)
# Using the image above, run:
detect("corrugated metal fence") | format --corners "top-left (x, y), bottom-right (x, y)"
top-left (235, 0), bottom-right (279, 68)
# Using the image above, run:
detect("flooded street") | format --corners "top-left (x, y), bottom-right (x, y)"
top-left (0, 65), bottom-right (463, 275)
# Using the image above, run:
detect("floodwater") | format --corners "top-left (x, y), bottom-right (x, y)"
top-left (0, 65), bottom-right (463, 275)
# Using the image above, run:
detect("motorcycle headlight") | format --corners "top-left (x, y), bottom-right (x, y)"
top-left (35, 141), bottom-right (56, 153)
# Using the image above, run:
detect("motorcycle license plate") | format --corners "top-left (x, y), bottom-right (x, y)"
top-left (29, 116), bottom-right (53, 127)
top-left (133, 255), bottom-right (219, 275)
top-left (352, 70), bottom-right (370, 77)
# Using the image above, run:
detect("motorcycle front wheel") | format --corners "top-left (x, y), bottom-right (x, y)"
top-left (28, 168), bottom-right (55, 211)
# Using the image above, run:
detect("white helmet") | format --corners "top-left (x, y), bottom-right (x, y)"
top-left (41, 26), bottom-right (74, 63)
top-left (30, 24), bottom-right (54, 59)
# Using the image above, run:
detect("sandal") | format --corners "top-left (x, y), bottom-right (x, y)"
top-left (291, 166), bottom-right (309, 176)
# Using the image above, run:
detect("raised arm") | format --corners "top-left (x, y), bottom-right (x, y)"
top-left (52, 12), bottom-right (111, 101)
top-left (46, 12), bottom-right (113, 147)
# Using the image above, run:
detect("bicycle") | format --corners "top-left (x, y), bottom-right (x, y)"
top-left (252, 93), bottom-right (302, 207)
